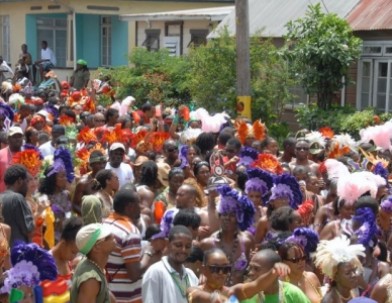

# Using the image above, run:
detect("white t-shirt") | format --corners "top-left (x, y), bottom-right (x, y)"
top-left (41, 47), bottom-right (56, 66)
top-left (105, 162), bottom-right (134, 187)
top-left (142, 256), bottom-right (198, 303)
top-left (39, 141), bottom-right (55, 158)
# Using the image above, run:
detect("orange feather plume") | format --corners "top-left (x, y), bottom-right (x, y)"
top-left (131, 129), bottom-right (148, 149)
top-left (76, 147), bottom-right (90, 175)
top-left (59, 114), bottom-right (75, 126)
top-left (253, 120), bottom-right (266, 141)
top-left (327, 142), bottom-right (351, 159)
top-left (179, 105), bottom-right (190, 122)
top-left (77, 127), bottom-right (98, 144)
top-left (251, 153), bottom-right (283, 175)
top-left (102, 123), bottom-right (124, 145)
top-left (319, 127), bottom-right (335, 139)
top-left (12, 150), bottom-right (42, 177)
top-left (149, 132), bottom-right (171, 153)
top-left (236, 121), bottom-right (249, 145)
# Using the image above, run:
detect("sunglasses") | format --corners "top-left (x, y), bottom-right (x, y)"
top-left (286, 255), bottom-right (306, 263)
top-left (296, 147), bottom-right (309, 151)
top-left (167, 147), bottom-right (178, 153)
top-left (207, 265), bottom-right (231, 274)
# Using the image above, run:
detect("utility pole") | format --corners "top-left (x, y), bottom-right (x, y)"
top-left (235, 0), bottom-right (252, 119)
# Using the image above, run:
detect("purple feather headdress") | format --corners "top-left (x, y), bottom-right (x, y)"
top-left (285, 227), bottom-right (319, 257)
top-left (353, 207), bottom-right (378, 248)
top-left (49, 147), bottom-right (75, 183)
top-left (381, 196), bottom-right (392, 213)
top-left (179, 145), bottom-right (189, 169)
top-left (239, 146), bottom-right (259, 167)
top-left (0, 102), bottom-right (14, 122)
top-left (1, 242), bottom-right (57, 293)
top-left (374, 162), bottom-right (389, 183)
top-left (217, 185), bottom-right (255, 231)
top-left (269, 173), bottom-right (302, 209)
top-left (245, 168), bottom-right (274, 199)
top-left (153, 209), bottom-right (175, 240)
top-left (43, 104), bottom-right (59, 119)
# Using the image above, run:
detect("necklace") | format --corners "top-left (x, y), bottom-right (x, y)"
top-left (217, 231), bottom-right (238, 286)
top-left (335, 288), bottom-right (352, 302)
top-left (87, 258), bottom-right (106, 276)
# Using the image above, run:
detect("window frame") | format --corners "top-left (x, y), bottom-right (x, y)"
top-left (0, 15), bottom-right (10, 63)
top-left (101, 16), bottom-right (112, 67)
top-left (142, 29), bottom-right (161, 52)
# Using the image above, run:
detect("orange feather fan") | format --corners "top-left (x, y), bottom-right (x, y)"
top-left (236, 121), bottom-right (249, 145)
top-left (253, 120), bottom-right (266, 141)
top-left (327, 143), bottom-right (351, 159)
top-left (77, 127), bottom-right (98, 144)
top-left (251, 153), bottom-right (283, 175)
top-left (319, 127), bottom-right (335, 139)
top-left (12, 150), bottom-right (42, 177)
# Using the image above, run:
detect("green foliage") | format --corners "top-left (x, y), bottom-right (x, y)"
top-left (186, 30), bottom-right (237, 114)
top-left (295, 103), bottom-right (355, 132)
top-left (100, 48), bottom-right (190, 107)
top-left (283, 4), bottom-right (362, 110)
top-left (295, 105), bottom-right (392, 138)
top-left (340, 109), bottom-right (377, 137)
top-left (105, 29), bottom-right (295, 130)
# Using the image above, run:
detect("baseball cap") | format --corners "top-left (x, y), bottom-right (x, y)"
top-left (89, 153), bottom-right (107, 164)
top-left (77, 59), bottom-right (87, 66)
top-left (8, 126), bottom-right (23, 137)
top-left (109, 142), bottom-right (125, 152)
top-left (309, 142), bottom-right (324, 155)
top-left (76, 223), bottom-right (112, 255)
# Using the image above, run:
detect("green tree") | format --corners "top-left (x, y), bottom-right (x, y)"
top-left (283, 4), bottom-right (361, 110)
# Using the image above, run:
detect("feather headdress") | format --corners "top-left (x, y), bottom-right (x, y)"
top-left (319, 126), bottom-right (335, 139)
top-left (324, 159), bottom-right (350, 182)
top-left (352, 207), bottom-right (378, 248)
top-left (239, 146), bottom-right (259, 167)
top-left (48, 147), bottom-right (75, 183)
top-left (77, 127), bottom-right (98, 144)
top-left (194, 108), bottom-right (229, 133)
top-left (337, 171), bottom-right (382, 206)
top-left (381, 196), bottom-right (392, 213)
top-left (314, 236), bottom-right (365, 280)
top-left (179, 128), bottom-right (202, 145)
top-left (1, 242), bottom-right (57, 294)
top-left (245, 168), bottom-right (274, 199)
top-left (269, 173), bottom-right (302, 209)
top-left (286, 227), bottom-right (319, 257)
top-left (12, 150), bottom-right (42, 177)
top-left (360, 121), bottom-right (392, 151)
top-left (251, 153), bottom-right (283, 175)
top-left (305, 131), bottom-right (326, 148)
top-left (235, 119), bottom-right (266, 145)
top-left (217, 185), bottom-right (255, 231)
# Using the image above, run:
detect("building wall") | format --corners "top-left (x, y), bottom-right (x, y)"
top-left (135, 20), bottom-right (214, 55)
top-left (0, 0), bottom-right (230, 67)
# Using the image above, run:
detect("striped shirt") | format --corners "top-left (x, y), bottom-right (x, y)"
top-left (104, 213), bottom-right (142, 303)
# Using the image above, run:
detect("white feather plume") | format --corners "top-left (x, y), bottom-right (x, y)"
top-left (305, 131), bottom-right (326, 147)
top-left (314, 236), bottom-right (365, 279)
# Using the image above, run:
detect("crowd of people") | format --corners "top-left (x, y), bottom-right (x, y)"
top-left (0, 49), bottom-right (392, 303)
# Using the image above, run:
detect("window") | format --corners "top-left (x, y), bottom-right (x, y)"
top-left (37, 17), bottom-right (67, 67)
top-left (188, 30), bottom-right (208, 47)
top-left (358, 60), bottom-right (373, 109)
top-left (0, 15), bottom-right (10, 63)
top-left (142, 29), bottom-right (160, 52)
top-left (357, 41), bottom-right (392, 112)
top-left (101, 16), bottom-right (112, 66)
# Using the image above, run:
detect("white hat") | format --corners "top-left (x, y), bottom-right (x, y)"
top-left (8, 126), bottom-right (23, 137)
top-left (76, 223), bottom-right (112, 255)
top-left (109, 142), bottom-right (125, 152)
